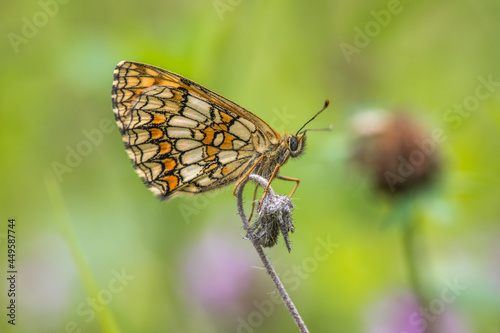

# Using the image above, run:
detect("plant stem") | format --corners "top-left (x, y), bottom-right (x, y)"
top-left (403, 219), bottom-right (431, 333)
top-left (45, 173), bottom-right (121, 333)
top-left (236, 174), bottom-right (309, 333)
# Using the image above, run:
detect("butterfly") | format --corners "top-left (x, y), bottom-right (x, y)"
top-left (112, 61), bottom-right (328, 205)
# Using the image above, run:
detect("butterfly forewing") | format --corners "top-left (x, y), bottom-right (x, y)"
top-left (112, 61), bottom-right (282, 199)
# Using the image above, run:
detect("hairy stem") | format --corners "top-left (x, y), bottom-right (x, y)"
top-left (236, 174), bottom-right (308, 333)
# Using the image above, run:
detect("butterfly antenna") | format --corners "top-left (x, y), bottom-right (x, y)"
top-left (303, 124), bottom-right (334, 133)
top-left (296, 100), bottom-right (330, 135)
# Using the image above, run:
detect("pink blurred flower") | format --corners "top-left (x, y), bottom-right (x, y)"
top-left (365, 291), bottom-right (471, 333)
top-left (179, 227), bottom-right (262, 319)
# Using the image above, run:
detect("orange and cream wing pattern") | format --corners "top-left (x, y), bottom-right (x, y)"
top-left (112, 61), bottom-right (281, 199)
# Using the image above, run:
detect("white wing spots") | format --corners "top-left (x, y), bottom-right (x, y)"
top-left (125, 110), bottom-right (153, 129)
top-left (181, 147), bottom-right (206, 164)
top-left (235, 144), bottom-right (253, 152)
top-left (183, 106), bottom-right (208, 123)
top-left (211, 108), bottom-right (221, 123)
top-left (143, 86), bottom-right (173, 98)
top-left (126, 148), bottom-right (138, 161)
top-left (138, 95), bottom-right (182, 113)
top-left (176, 139), bottom-right (202, 152)
top-left (238, 117), bottom-right (257, 132)
top-left (192, 130), bottom-right (205, 141)
top-left (253, 131), bottom-right (268, 153)
top-left (114, 88), bottom-right (134, 104)
top-left (161, 100), bottom-right (183, 113)
top-left (131, 96), bottom-right (148, 111)
top-left (119, 76), bottom-right (155, 88)
top-left (211, 167), bottom-right (223, 179)
top-left (213, 132), bottom-right (224, 146)
top-left (196, 175), bottom-right (213, 186)
top-left (114, 104), bottom-right (127, 119)
top-left (218, 150), bottom-right (238, 164)
top-left (125, 129), bottom-right (150, 145)
top-left (167, 127), bottom-right (192, 139)
top-left (148, 185), bottom-right (163, 197)
top-left (232, 139), bottom-right (246, 149)
top-left (119, 76), bottom-right (139, 87)
top-left (127, 143), bottom-right (159, 163)
top-left (169, 116), bottom-right (199, 128)
top-left (136, 162), bottom-right (163, 182)
top-left (182, 183), bottom-right (202, 193)
top-left (120, 66), bottom-right (141, 76)
top-left (186, 96), bottom-right (211, 118)
top-left (229, 120), bottom-right (251, 141)
top-left (180, 164), bottom-right (203, 182)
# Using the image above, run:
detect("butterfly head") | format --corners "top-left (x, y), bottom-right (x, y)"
top-left (287, 100), bottom-right (331, 158)
top-left (287, 133), bottom-right (306, 158)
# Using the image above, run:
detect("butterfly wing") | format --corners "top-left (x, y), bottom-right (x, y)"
top-left (112, 61), bottom-right (281, 199)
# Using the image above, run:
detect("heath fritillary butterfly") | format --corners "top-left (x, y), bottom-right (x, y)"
top-left (111, 61), bottom-right (328, 201)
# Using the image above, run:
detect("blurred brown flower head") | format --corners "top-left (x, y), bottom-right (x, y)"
top-left (351, 111), bottom-right (440, 194)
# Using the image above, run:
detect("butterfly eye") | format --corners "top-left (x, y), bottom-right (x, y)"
top-left (289, 136), bottom-right (298, 151)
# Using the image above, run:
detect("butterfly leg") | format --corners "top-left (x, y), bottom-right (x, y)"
top-left (258, 162), bottom-right (282, 210)
top-left (276, 175), bottom-right (300, 198)
top-left (233, 154), bottom-right (267, 196)
top-left (257, 171), bottom-right (299, 211)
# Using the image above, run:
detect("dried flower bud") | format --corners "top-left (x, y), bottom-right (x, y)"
top-left (244, 175), bottom-right (295, 252)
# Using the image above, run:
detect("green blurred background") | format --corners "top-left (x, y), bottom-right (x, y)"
top-left (2, 0), bottom-right (500, 332)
